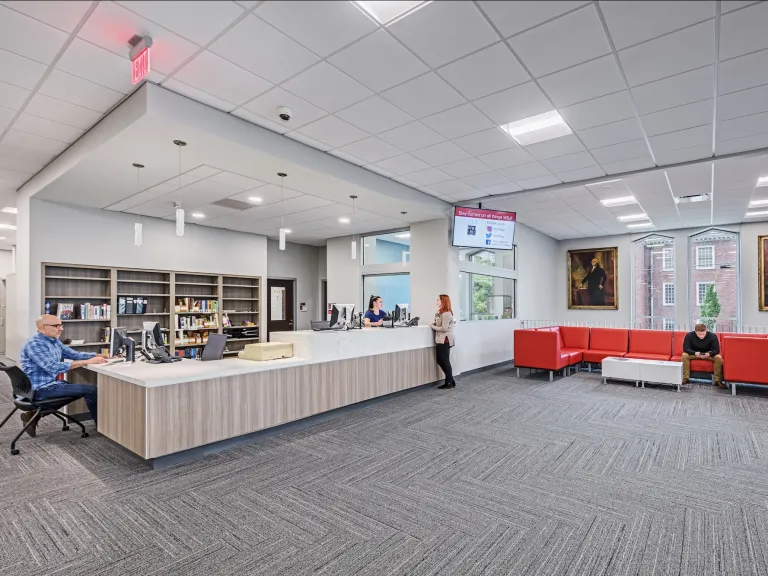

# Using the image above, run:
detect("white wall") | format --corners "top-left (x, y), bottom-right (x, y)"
top-left (0, 250), bottom-right (13, 278)
top-left (326, 235), bottom-right (362, 310)
top-left (410, 218), bottom-right (460, 321)
top-left (516, 223), bottom-right (558, 320)
top-left (267, 239), bottom-right (320, 330)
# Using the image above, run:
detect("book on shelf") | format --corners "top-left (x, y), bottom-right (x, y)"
top-left (78, 303), bottom-right (111, 320)
top-left (175, 314), bottom-right (218, 330)
top-left (175, 298), bottom-right (218, 313)
top-left (56, 303), bottom-right (74, 319)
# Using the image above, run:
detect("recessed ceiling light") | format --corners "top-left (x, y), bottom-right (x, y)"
top-left (191, 212), bottom-right (205, 219)
top-left (394, 232), bottom-right (410, 239)
top-left (1, 207), bottom-right (17, 214)
top-left (499, 110), bottom-right (572, 146)
top-left (627, 222), bottom-right (654, 229)
top-left (248, 196), bottom-right (262, 203)
top-left (617, 213), bottom-right (649, 222)
top-left (674, 194), bottom-right (709, 204)
top-left (284, 229), bottom-right (292, 234)
top-left (338, 217), bottom-right (350, 224)
top-left (590, 179), bottom-right (622, 187)
top-left (757, 176), bottom-right (768, 187)
top-left (0, 237), bottom-right (6, 240)
top-left (601, 196), bottom-right (637, 207)
top-left (353, 1), bottom-right (430, 25)
top-left (0, 224), bottom-right (16, 230)
top-left (749, 199), bottom-right (768, 207)
top-left (746, 210), bottom-right (768, 217)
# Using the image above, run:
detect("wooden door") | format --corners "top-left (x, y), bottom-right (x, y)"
top-left (267, 279), bottom-right (295, 341)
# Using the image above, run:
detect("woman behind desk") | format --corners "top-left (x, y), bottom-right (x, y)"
top-left (364, 295), bottom-right (387, 327)
top-left (430, 294), bottom-right (455, 389)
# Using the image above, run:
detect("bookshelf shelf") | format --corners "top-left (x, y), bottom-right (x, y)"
top-left (117, 313), bottom-right (171, 316)
top-left (117, 293), bottom-right (170, 297)
top-left (175, 282), bottom-right (218, 286)
top-left (224, 311), bottom-right (258, 314)
top-left (117, 280), bottom-right (170, 285)
top-left (223, 298), bottom-right (259, 301)
top-left (46, 295), bottom-right (110, 299)
top-left (62, 319), bottom-right (111, 323)
top-left (45, 276), bottom-right (109, 281)
top-left (176, 311), bottom-right (219, 315)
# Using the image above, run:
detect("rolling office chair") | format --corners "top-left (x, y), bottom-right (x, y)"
top-left (0, 364), bottom-right (88, 455)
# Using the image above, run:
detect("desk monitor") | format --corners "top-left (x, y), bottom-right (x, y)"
top-left (393, 304), bottom-right (409, 324)
top-left (333, 304), bottom-right (355, 328)
top-left (142, 321), bottom-right (165, 351)
top-left (109, 327), bottom-right (130, 357)
top-left (201, 333), bottom-right (227, 361)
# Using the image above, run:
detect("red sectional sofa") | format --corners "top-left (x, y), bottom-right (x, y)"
top-left (721, 334), bottom-right (768, 394)
top-left (582, 328), bottom-right (629, 364)
top-left (624, 330), bottom-right (672, 361)
top-left (513, 326), bottom-right (589, 381)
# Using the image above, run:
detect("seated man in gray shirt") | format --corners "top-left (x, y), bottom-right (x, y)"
top-left (682, 323), bottom-right (723, 388)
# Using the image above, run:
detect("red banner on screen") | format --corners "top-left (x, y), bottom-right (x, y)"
top-left (454, 207), bottom-right (516, 222)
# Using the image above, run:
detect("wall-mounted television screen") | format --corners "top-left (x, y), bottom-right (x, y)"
top-left (452, 207), bottom-right (516, 250)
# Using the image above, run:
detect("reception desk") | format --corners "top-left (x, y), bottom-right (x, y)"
top-left (88, 326), bottom-right (440, 463)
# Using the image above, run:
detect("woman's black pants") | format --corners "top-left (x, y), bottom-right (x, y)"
top-left (435, 341), bottom-right (453, 383)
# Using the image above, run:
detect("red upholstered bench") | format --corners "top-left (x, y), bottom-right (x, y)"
top-left (514, 326), bottom-right (588, 381)
top-left (722, 334), bottom-right (768, 395)
top-left (582, 328), bottom-right (629, 367)
top-left (624, 330), bottom-right (672, 361)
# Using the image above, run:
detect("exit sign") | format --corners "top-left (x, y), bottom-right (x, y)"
top-left (131, 47), bottom-right (150, 85)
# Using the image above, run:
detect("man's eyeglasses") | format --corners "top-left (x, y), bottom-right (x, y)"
top-left (44, 323), bottom-right (63, 329)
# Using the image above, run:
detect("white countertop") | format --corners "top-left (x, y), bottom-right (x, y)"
top-left (87, 325), bottom-right (435, 388)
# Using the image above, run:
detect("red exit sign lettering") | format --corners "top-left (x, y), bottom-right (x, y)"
top-left (131, 47), bottom-right (150, 85)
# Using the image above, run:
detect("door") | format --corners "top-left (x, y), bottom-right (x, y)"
top-left (267, 278), bottom-right (295, 341)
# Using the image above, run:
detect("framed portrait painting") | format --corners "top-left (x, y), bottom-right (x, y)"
top-left (759, 235), bottom-right (768, 310)
top-left (568, 247), bottom-right (618, 310)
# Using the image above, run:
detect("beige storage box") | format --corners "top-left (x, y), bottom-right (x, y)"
top-left (238, 342), bottom-right (293, 361)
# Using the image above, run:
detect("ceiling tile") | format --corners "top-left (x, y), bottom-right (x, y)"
top-left (338, 137), bottom-right (401, 163)
top-left (477, 147), bottom-right (536, 169)
top-left (3, 129), bottom-right (66, 155)
top-left (329, 29), bottom-right (429, 93)
top-left (440, 158), bottom-right (492, 178)
top-left (722, 2), bottom-right (761, 14)
top-left (282, 62), bottom-right (372, 113)
top-left (449, 190), bottom-right (487, 202)
top-left (209, 171), bottom-right (265, 190)
top-left (556, 165), bottom-right (606, 182)
top-left (648, 124), bottom-right (712, 152)
top-left (388, 1), bottom-right (498, 69)
top-left (539, 55), bottom-right (624, 108)
top-left (56, 39), bottom-right (139, 94)
top-left (232, 109), bottom-right (289, 134)
top-left (294, 115), bottom-right (368, 148)
top-left (718, 85), bottom-right (768, 122)
top-left (78, 1), bottom-right (199, 75)
top-left (0, 80), bottom-right (29, 111)
top-left (720, 0), bottom-right (768, 61)
top-left (717, 112), bottom-right (768, 142)
top-left (477, 1), bottom-right (588, 38)
top-left (453, 128), bottom-right (517, 156)
top-left (499, 162), bottom-right (552, 181)
top-left (591, 138), bottom-right (650, 163)
top-left (476, 182), bottom-right (523, 195)
top-left (411, 141), bottom-right (470, 166)
top-left (118, 1), bottom-right (244, 44)
top-left (335, 96), bottom-right (413, 135)
top-left (241, 86), bottom-right (326, 129)
top-left (640, 99), bottom-right (713, 136)
top-left (38, 70), bottom-right (123, 114)
top-left (2, 0), bottom-right (92, 32)
top-left (12, 114), bottom-right (83, 143)
top-left (24, 93), bottom-right (102, 130)
top-left (421, 104), bottom-right (494, 140)
top-left (618, 21), bottom-right (715, 87)
top-left (473, 82), bottom-right (552, 125)
top-left (374, 154), bottom-right (430, 175)
top-left (599, 1), bottom-right (715, 50)
top-left (717, 132), bottom-right (768, 155)
top-left (406, 167), bottom-right (454, 186)
top-left (381, 73), bottom-right (466, 119)
top-left (509, 5), bottom-right (610, 78)
top-left (162, 78), bottom-right (236, 112)
top-left (541, 151), bottom-right (597, 173)
top-left (437, 42), bottom-right (529, 101)
top-left (0, 48), bottom-right (46, 91)
top-left (0, 141), bottom-right (53, 165)
top-left (718, 50), bottom-right (768, 95)
top-left (631, 66), bottom-right (713, 114)
top-left (0, 106), bottom-right (15, 129)
top-left (515, 175), bottom-right (563, 189)
top-left (578, 118), bottom-right (645, 148)
top-left (210, 15), bottom-right (319, 84)
top-left (378, 121), bottom-right (445, 152)
top-left (427, 180), bottom-right (474, 195)
top-left (461, 171), bottom-right (510, 188)
top-left (525, 134), bottom-right (586, 160)
top-left (600, 155), bottom-right (655, 174)
top-left (559, 90), bottom-right (636, 131)
top-left (0, 5), bottom-right (68, 64)
top-left (174, 51), bottom-right (271, 106)
top-left (654, 145), bottom-right (711, 165)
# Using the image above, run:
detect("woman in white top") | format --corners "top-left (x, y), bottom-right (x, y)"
top-left (430, 294), bottom-right (455, 389)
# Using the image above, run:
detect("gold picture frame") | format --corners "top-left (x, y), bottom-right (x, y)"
top-left (759, 235), bottom-right (768, 310)
top-left (567, 247), bottom-right (618, 310)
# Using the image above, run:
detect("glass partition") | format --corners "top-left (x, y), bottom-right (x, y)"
top-left (363, 231), bottom-right (410, 265)
top-left (362, 274), bottom-right (410, 315)
top-left (459, 272), bottom-right (515, 321)
top-left (458, 247), bottom-right (516, 269)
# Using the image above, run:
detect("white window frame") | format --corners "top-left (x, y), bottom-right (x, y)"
top-left (662, 247), bottom-right (674, 271)
top-left (663, 283), bottom-right (675, 306)
top-left (663, 318), bottom-right (675, 331)
top-left (696, 282), bottom-right (715, 306)
top-left (695, 245), bottom-right (715, 270)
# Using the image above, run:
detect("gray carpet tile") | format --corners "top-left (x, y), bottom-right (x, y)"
top-left (4, 366), bottom-right (768, 574)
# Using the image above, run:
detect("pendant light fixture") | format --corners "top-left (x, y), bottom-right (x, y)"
top-left (173, 139), bottom-right (187, 236)
top-left (278, 172), bottom-right (287, 250)
top-left (132, 162), bottom-right (144, 246)
top-left (350, 195), bottom-right (358, 260)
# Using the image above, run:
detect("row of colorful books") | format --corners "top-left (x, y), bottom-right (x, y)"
top-left (176, 315), bottom-right (218, 330)
top-left (57, 303), bottom-right (111, 320)
top-left (175, 298), bottom-right (218, 313)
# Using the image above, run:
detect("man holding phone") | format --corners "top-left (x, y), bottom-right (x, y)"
top-left (682, 323), bottom-right (723, 387)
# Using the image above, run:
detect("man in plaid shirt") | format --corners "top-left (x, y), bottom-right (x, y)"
top-left (19, 315), bottom-right (107, 436)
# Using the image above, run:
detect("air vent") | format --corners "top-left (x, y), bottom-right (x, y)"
top-left (212, 198), bottom-right (254, 211)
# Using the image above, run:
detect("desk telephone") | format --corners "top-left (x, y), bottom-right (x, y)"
top-left (140, 346), bottom-right (181, 364)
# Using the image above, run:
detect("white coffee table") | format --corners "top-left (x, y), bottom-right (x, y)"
top-left (602, 357), bottom-right (684, 391)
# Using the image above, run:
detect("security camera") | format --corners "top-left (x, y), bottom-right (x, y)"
top-left (277, 106), bottom-right (292, 122)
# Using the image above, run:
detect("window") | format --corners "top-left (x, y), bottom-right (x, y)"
top-left (663, 318), bottom-right (675, 331)
top-left (663, 283), bottom-right (675, 306)
top-left (362, 274), bottom-right (410, 314)
top-left (363, 231), bottom-right (410, 265)
top-left (695, 245), bottom-right (714, 269)
top-left (459, 273), bottom-right (515, 320)
top-left (697, 282), bottom-right (715, 306)
top-left (662, 248), bottom-right (674, 271)
top-left (459, 247), bottom-right (516, 270)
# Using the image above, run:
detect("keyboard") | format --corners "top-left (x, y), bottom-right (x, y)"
top-left (104, 358), bottom-right (125, 365)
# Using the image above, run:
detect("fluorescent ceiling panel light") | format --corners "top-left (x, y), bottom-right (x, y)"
top-left (590, 179), bottom-right (622, 187)
top-left (353, 1), bottom-right (429, 25)
top-left (338, 217), bottom-right (351, 224)
top-left (757, 176), bottom-right (768, 187)
top-left (749, 199), bottom-right (768, 207)
top-left (601, 196), bottom-right (637, 207)
top-left (499, 111), bottom-right (572, 146)
top-left (394, 232), bottom-right (410, 239)
top-left (284, 229), bottom-right (292, 234)
top-left (617, 213), bottom-right (649, 222)
top-left (248, 196), bottom-right (262, 203)
top-left (0, 237), bottom-right (6, 240)
top-left (674, 194), bottom-right (709, 204)
top-left (746, 210), bottom-right (768, 217)
top-left (627, 222), bottom-right (654, 229)
top-left (0, 224), bottom-right (16, 230)
top-left (1, 207), bottom-right (17, 214)
top-left (191, 212), bottom-right (205, 219)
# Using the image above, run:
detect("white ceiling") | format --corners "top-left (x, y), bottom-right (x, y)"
top-left (2, 0), bottom-right (768, 244)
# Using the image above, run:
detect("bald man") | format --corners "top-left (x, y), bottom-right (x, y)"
top-left (18, 315), bottom-right (107, 436)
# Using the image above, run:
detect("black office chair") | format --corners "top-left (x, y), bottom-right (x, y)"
top-left (0, 364), bottom-right (88, 455)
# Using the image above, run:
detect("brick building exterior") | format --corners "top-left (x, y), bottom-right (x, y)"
top-left (689, 236), bottom-right (738, 332)
top-left (633, 241), bottom-right (676, 330)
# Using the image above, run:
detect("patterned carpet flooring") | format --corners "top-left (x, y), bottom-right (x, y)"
top-left (2, 366), bottom-right (768, 575)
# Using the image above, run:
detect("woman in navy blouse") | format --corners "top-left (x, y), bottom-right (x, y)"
top-left (364, 295), bottom-right (387, 327)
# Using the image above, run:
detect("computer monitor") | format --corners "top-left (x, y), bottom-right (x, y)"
top-left (142, 321), bottom-right (165, 351)
top-left (393, 304), bottom-right (409, 324)
top-left (333, 304), bottom-right (355, 328)
top-left (201, 333), bottom-right (227, 361)
top-left (109, 327), bottom-right (131, 357)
